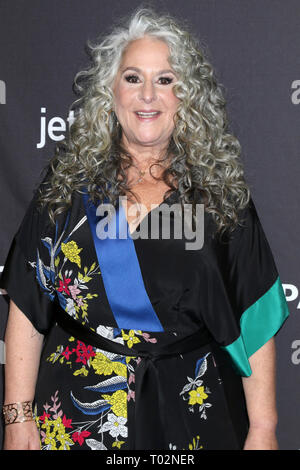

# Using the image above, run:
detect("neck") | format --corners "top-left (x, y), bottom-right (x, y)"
top-left (120, 135), bottom-right (170, 165)
top-left (119, 138), bottom-right (171, 182)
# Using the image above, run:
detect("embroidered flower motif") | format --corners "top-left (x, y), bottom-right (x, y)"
top-left (85, 439), bottom-right (107, 450)
top-left (62, 415), bottom-right (73, 429)
top-left (57, 276), bottom-right (72, 296)
top-left (65, 298), bottom-right (77, 318)
top-left (98, 413), bottom-right (128, 439)
top-left (40, 411), bottom-right (51, 423)
top-left (96, 325), bottom-right (125, 345)
top-left (62, 346), bottom-right (75, 360)
top-left (186, 435), bottom-right (203, 450)
top-left (101, 390), bottom-right (127, 418)
top-left (76, 297), bottom-right (85, 307)
top-left (179, 353), bottom-right (212, 419)
top-left (91, 352), bottom-right (127, 377)
top-left (171, 435), bottom-right (203, 451)
top-left (56, 264), bottom-right (99, 323)
top-left (188, 386), bottom-right (208, 405)
top-left (41, 416), bottom-right (74, 450)
top-left (61, 241), bottom-right (82, 268)
top-left (73, 366), bottom-right (89, 377)
top-left (69, 284), bottom-right (82, 299)
top-left (72, 430), bottom-right (91, 446)
top-left (121, 330), bottom-right (141, 349)
top-left (43, 296), bottom-right (163, 451)
top-left (141, 332), bottom-right (157, 343)
top-left (127, 390), bottom-right (135, 401)
top-left (74, 341), bottom-right (96, 365)
top-left (112, 440), bottom-right (125, 449)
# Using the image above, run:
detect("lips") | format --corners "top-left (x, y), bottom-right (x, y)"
top-left (135, 110), bottom-right (161, 120)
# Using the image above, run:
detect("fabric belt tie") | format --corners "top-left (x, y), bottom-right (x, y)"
top-left (55, 307), bottom-right (213, 449)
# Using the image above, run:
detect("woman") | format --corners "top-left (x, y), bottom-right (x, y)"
top-left (1, 7), bottom-right (289, 450)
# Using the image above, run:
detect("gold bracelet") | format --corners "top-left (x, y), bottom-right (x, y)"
top-left (3, 401), bottom-right (34, 425)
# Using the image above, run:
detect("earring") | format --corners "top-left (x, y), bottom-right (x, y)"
top-left (106, 109), bottom-right (113, 127)
top-left (111, 110), bottom-right (120, 127)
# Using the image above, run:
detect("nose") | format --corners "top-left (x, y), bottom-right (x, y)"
top-left (139, 79), bottom-right (157, 103)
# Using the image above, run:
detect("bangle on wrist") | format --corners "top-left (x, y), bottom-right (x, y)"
top-left (3, 401), bottom-right (34, 425)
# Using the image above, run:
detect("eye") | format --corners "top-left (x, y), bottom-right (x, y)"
top-left (158, 77), bottom-right (174, 85)
top-left (124, 74), bottom-right (140, 84)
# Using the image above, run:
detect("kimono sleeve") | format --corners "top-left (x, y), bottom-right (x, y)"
top-left (212, 197), bottom-right (290, 377)
top-left (0, 189), bottom-right (58, 335)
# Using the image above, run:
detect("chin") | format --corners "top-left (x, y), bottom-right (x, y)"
top-left (134, 134), bottom-right (165, 146)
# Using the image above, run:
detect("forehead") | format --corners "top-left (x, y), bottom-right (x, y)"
top-left (119, 36), bottom-right (171, 68)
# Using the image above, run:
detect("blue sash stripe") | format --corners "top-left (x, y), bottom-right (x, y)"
top-left (82, 190), bottom-right (164, 332)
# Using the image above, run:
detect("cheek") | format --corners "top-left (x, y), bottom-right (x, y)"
top-left (164, 95), bottom-right (180, 133)
top-left (114, 85), bottom-right (134, 111)
top-left (166, 92), bottom-right (180, 115)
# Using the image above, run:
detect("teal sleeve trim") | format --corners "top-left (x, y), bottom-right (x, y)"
top-left (221, 276), bottom-right (290, 377)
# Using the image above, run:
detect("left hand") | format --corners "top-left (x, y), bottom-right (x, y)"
top-left (243, 427), bottom-right (279, 450)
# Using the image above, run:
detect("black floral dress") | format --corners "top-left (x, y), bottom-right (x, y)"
top-left (0, 175), bottom-right (290, 451)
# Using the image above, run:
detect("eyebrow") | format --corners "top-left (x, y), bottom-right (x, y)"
top-left (121, 66), bottom-right (176, 75)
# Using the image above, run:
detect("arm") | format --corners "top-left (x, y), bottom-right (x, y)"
top-left (242, 337), bottom-right (278, 450)
top-left (3, 299), bottom-right (43, 450)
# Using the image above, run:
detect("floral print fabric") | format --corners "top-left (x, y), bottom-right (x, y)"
top-left (0, 188), bottom-right (258, 450)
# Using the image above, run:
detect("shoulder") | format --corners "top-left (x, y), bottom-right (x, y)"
top-left (226, 196), bottom-right (260, 242)
top-left (224, 196), bottom-right (276, 272)
top-left (15, 168), bottom-right (74, 256)
top-left (211, 196), bottom-right (266, 258)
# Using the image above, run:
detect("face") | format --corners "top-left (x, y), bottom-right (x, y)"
top-left (112, 36), bottom-right (180, 151)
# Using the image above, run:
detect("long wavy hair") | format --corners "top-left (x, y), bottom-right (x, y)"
top-left (37, 5), bottom-right (251, 239)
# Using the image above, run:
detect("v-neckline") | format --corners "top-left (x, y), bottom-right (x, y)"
top-left (120, 189), bottom-right (179, 237)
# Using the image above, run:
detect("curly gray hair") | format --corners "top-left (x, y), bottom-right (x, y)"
top-left (37, 5), bottom-right (250, 238)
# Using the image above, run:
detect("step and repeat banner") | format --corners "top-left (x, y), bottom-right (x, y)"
top-left (0, 0), bottom-right (299, 449)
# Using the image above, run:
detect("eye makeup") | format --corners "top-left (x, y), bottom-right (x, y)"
top-left (124, 74), bottom-right (174, 85)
